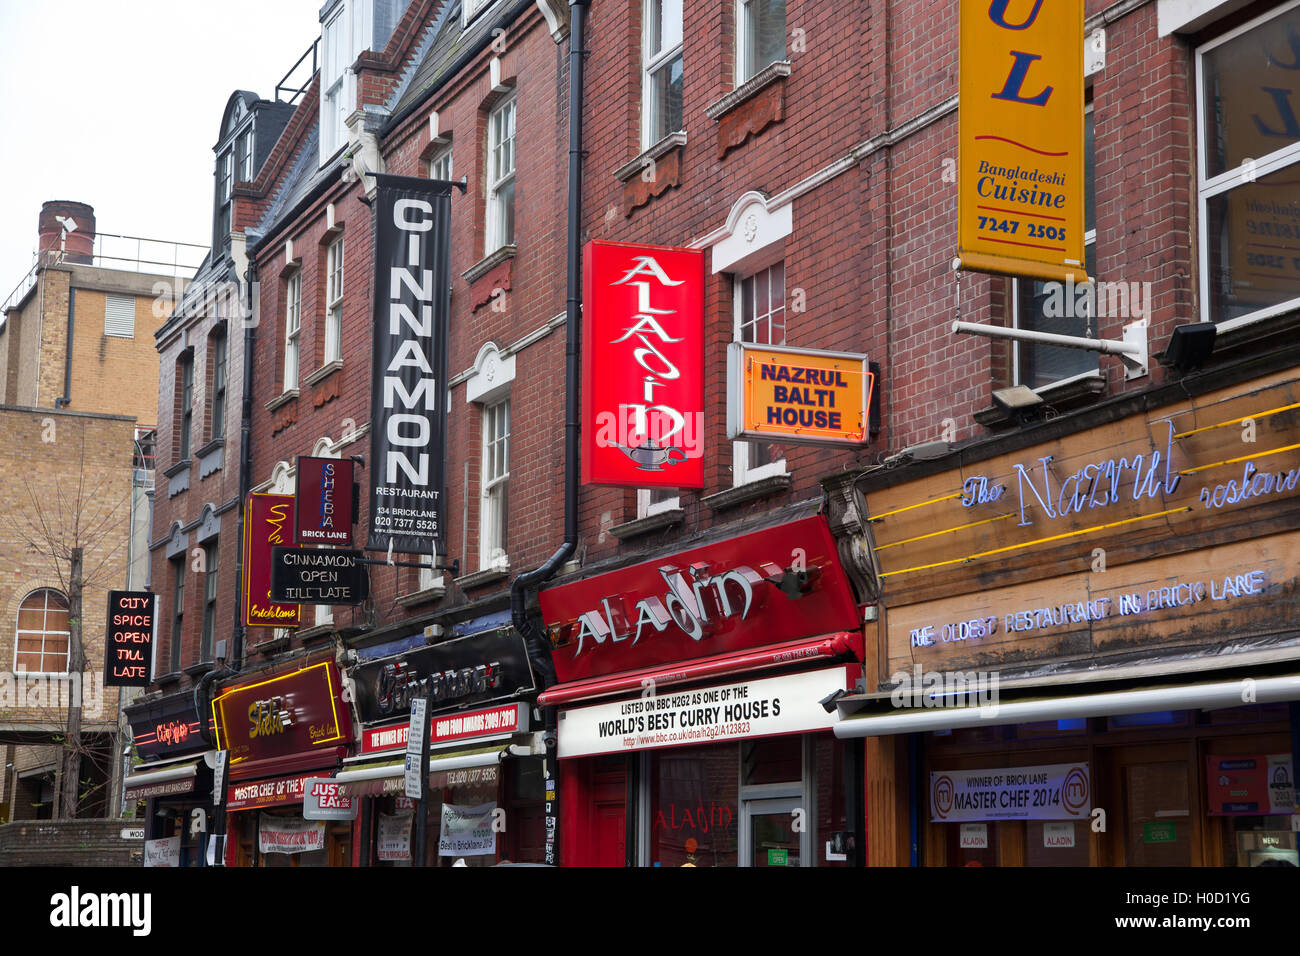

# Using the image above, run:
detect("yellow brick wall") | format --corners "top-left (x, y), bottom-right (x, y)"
top-left (66, 287), bottom-right (164, 425)
top-left (0, 408), bottom-right (132, 733)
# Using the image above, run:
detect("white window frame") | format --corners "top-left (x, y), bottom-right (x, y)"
top-left (417, 555), bottom-right (444, 593)
top-left (1013, 104), bottom-right (1098, 391)
top-left (1195, 0), bottom-right (1300, 333)
top-left (200, 541), bottom-right (219, 662)
top-left (13, 589), bottom-right (70, 676)
top-left (463, 0), bottom-right (498, 27)
top-left (325, 235), bottom-right (344, 365)
top-left (479, 399), bottom-right (510, 571)
top-left (284, 272), bottom-right (301, 391)
top-left (219, 149), bottom-right (233, 203)
top-left (218, 148), bottom-right (234, 238)
top-left (429, 144), bottom-right (453, 183)
top-left (239, 125), bottom-right (255, 183)
top-left (320, 2), bottom-right (372, 164)
top-left (642, 0), bottom-right (684, 149)
top-left (732, 262), bottom-right (789, 486)
top-left (486, 96), bottom-right (516, 254)
top-left (736, 0), bottom-right (786, 85)
top-left (179, 354), bottom-right (194, 460)
top-left (636, 487), bottom-right (680, 518)
top-left (211, 329), bottom-right (228, 441)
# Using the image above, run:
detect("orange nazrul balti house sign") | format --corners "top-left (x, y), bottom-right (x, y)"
top-left (242, 492), bottom-right (302, 629)
top-left (726, 343), bottom-right (873, 448)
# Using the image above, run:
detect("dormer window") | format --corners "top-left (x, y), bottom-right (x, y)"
top-left (217, 148), bottom-right (233, 239)
top-left (464, 0), bottom-right (497, 27)
top-left (215, 93), bottom-right (260, 251)
top-left (318, 1), bottom-right (408, 164)
top-left (322, 4), bottom-right (350, 161)
top-left (238, 127), bottom-right (255, 183)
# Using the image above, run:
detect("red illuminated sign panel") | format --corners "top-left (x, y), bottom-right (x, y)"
top-left (242, 493), bottom-right (302, 629)
top-left (295, 456), bottom-right (355, 545)
top-left (582, 240), bottom-right (705, 489)
top-left (539, 516), bottom-right (860, 682)
top-left (211, 661), bottom-right (352, 766)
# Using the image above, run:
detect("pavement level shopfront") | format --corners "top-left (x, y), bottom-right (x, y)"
top-left (123, 691), bottom-right (218, 867)
top-left (334, 612), bottom-right (548, 866)
top-left (831, 367), bottom-right (1300, 866)
top-left (540, 512), bottom-right (868, 867)
top-left (211, 657), bottom-right (355, 866)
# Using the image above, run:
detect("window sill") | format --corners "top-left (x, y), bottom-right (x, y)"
top-left (396, 583), bottom-right (448, 608)
top-left (463, 245), bottom-right (517, 284)
top-left (701, 473), bottom-right (792, 511)
top-left (162, 458), bottom-right (192, 479)
top-left (705, 61), bottom-right (791, 121)
top-left (265, 389), bottom-right (299, 413)
top-left (614, 131), bottom-right (688, 183)
top-left (610, 507), bottom-right (685, 540)
top-left (974, 373), bottom-right (1106, 429)
top-left (303, 360), bottom-right (343, 387)
top-left (295, 623), bottom-right (335, 647)
top-left (197, 439), bottom-right (224, 480)
top-left (182, 661), bottom-right (215, 678)
top-left (250, 634), bottom-right (290, 655)
top-left (153, 671), bottom-right (183, 688)
top-left (456, 565), bottom-right (510, 590)
top-left (1181, 306), bottom-right (1300, 365)
top-left (194, 438), bottom-right (224, 459)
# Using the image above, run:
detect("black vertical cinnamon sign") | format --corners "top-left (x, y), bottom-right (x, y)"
top-left (366, 173), bottom-right (453, 556)
top-left (104, 590), bottom-right (155, 687)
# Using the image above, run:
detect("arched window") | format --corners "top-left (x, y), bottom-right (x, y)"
top-left (15, 589), bottom-right (70, 674)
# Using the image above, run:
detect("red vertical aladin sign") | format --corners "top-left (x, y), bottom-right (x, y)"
top-left (582, 241), bottom-right (705, 489)
top-left (242, 493), bottom-right (302, 629)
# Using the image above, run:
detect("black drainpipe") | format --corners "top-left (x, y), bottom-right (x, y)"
top-left (510, 0), bottom-right (588, 867)
top-left (195, 255), bottom-right (257, 745)
top-left (510, 0), bottom-right (588, 687)
top-left (232, 256), bottom-right (257, 674)
top-left (56, 286), bottom-right (75, 407)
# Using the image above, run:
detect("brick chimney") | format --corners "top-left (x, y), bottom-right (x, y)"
top-left (37, 201), bottom-right (96, 264)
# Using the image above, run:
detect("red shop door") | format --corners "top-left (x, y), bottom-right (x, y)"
top-left (594, 799), bottom-right (626, 867)
top-left (562, 755), bottom-right (628, 866)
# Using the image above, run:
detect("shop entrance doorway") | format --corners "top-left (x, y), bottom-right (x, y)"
top-left (1105, 744), bottom-right (1199, 866)
top-left (592, 757), bottom-right (627, 867)
top-left (740, 796), bottom-right (802, 867)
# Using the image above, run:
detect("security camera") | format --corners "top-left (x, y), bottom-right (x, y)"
top-left (819, 688), bottom-right (848, 714)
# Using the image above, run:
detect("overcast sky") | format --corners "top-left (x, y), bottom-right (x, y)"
top-left (0, 1), bottom-right (323, 298)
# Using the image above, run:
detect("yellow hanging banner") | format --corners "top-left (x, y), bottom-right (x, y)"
top-left (958, 0), bottom-right (1087, 284)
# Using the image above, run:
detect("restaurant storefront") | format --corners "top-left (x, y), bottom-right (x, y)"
top-left (539, 513), bottom-right (867, 867)
top-left (337, 612), bottom-right (546, 866)
top-left (211, 657), bottom-right (355, 867)
top-left (124, 691), bottom-right (217, 867)
top-left (830, 368), bottom-right (1300, 866)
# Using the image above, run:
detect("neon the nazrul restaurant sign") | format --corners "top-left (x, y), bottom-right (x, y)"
top-left (865, 375), bottom-right (1300, 594)
top-left (540, 516), bottom-right (860, 683)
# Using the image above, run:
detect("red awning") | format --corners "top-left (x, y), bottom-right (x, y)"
top-left (226, 746), bottom-right (346, 781)
top-left (537, 631), bottom-right (862, 707)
